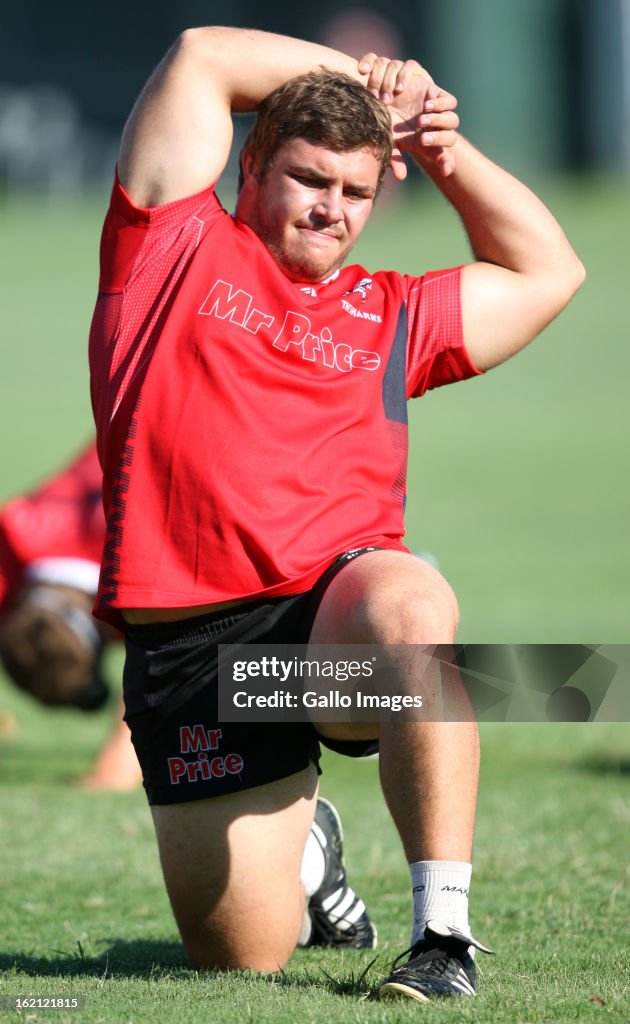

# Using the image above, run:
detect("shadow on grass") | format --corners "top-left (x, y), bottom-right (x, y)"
top-left (0, 940), bottom-right (191, 980)
top-left (574, 755), bottom-right (630, 776)
top-left (278, 953), bottom-right (381, 1000)
top-left (0, 943), bottom-right (383, 998)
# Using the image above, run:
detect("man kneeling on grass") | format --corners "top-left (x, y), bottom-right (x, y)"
top-left (88, 26), bottom-right (584, 1001)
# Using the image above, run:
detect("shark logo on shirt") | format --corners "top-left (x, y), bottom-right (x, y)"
top-left (341, 277), bottom-right (382, 322)
top-left (344, 277), bottom-right (373, 301)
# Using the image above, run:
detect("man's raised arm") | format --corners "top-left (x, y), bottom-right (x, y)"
top-left (433, 139), bottom-right (585, 371)
top-left (365, 60), bottom-right (586, 371)
top-left (118, 28), bottom-right (374, 208)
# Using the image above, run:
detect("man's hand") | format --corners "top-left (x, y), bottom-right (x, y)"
top-left (358, 54), bottom-right (459, 179)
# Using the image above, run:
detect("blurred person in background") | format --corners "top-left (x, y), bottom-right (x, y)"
top-left (321, 8), bottom-right (403, 66)
top-left (0, 442), bottom-right (141, 791)
top-left (88, 25), bottom-right (584, 1001)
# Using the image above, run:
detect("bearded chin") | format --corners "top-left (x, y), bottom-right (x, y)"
top-left (254, 223), bottom-right (345, 283)
top-left (267, 239), bottom-right (332, 282)
top-left (277, 250), bottom-right (333, 282)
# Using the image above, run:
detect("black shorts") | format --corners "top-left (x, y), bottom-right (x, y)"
top-left (123, 550), bottom-right (380, 805)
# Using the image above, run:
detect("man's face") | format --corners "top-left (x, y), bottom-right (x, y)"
top-left (237, 138), bottom-right (381, 283)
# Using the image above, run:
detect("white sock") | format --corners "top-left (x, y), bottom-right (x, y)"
top-left (409, 860), bottom-right (472, 947)
top-left (297, 823), bottom-right (327, 946)
top-left (300, 823), bottom-right (326, 897)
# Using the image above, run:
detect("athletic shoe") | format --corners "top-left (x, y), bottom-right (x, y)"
top-left (302, 797), bottom-right (377, 949)
top-left (379, 920), bottom-right (492, 1002)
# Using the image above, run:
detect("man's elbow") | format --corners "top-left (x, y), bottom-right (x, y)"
top-left (567, 253), bottom-right (587, 298)
top-left (175, 26), bottom-right (232, 63)
top-left (550, 251), bottom-right (586, 316)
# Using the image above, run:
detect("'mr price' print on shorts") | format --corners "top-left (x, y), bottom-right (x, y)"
top-left (167, 725), bottom-right (244, 785)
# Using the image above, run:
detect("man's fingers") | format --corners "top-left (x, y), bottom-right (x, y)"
top-left (424, 90), bottom-right (458, 114)
top-left (379, 60), bottom-right (406, 103)
top-left (390, 147), bottom-right (409, 181)
top-left (419, 129), bottom-right (459, 150)
top-left (392, 111), bottom-right (459, 151)
top-left (391, 59), bottom-right (434, 93)
top-left (368, 57), bottom-right (409, 103)
top-left (358, 55), bottom-right (435, 104)
top-left (419, 110), bottom-right (460, 132)
top-left (358, 52), bottom-right (378, 75)
top-left (362, 54), bottom-right (393, 95)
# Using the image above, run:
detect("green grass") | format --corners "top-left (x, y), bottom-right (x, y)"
top-left (1, 178), bottom-right (629, 1021)
top-left (1, 683), bottom-right (629, 1022)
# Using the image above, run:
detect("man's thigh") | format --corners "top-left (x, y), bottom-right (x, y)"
top-left (152, 764), bottom-right (318, 971)
top-left (308, 549), bottom-right (460, 742)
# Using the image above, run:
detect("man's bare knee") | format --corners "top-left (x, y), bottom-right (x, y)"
top-left (361, 579), bottom-right (459, 644)
top-left (184, 920), bottom-right (301, 973)
top-left (312, 551), bottom-right (460, 645)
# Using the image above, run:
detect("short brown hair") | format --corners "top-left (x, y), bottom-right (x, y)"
top-left (239, 69), bottom-right (393, 192)
top-left (0, 585), bottom-right (108, 709)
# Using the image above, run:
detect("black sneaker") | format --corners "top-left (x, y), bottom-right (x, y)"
top-left (301, 797), bottom-right (377, 949)
top-left (379, 920), bottom-right (492, 1002)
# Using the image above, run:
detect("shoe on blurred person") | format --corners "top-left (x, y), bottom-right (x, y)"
top-left (299, 797), bottom-right (377, 949)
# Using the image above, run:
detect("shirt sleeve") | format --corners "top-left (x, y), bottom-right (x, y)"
top-left (98, 171), bottom-right (223, 293)
top-left (404, 266), bottom-right (483, 398)
top-left (91, 176), bottom-right (225, 444)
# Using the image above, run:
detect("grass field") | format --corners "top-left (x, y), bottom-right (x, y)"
top-left (1, 175), bottom-right (629, 1022)
top-left (1, 692), bottom-right (628, 1023)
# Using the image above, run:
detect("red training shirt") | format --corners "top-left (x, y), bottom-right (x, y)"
top-left (89, 177), bottom-right (481, 626)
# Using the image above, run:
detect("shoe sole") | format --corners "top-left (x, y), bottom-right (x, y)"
top-left (379, 982), bottom-right (429, 1003)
